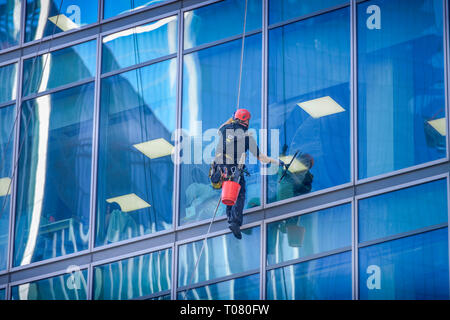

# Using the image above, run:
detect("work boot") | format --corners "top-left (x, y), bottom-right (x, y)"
top-left (229, 223), bottom-right (242, 240)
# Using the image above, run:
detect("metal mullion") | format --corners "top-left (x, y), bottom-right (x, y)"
top-left (21, 35), bottom-right (98, 61)
top-left (176, 269), bottom-right (260, 293)
top-left (172, 241), bottom-right (178, 300)
top-left (351, 0), bottom-right (358, 301)
top-left (358, 223), bottom-right (449, 249)
top-left (100, 55), bottom-right (177, 79)
top-left (183, 29), bottom-right (262, 55)
top-left (21, 77), bottom-right (95, 102)
top-left (19, 0), bottom-right (26, 46)
top-left (133, 289), bottom-right (172, 300)
top-left (7, 55), bottom-right (24, 273)
top-left (355, 173), bottom-right (449, 201)
top-left (87, 30), bottom-right (103, 301)
top-left (265, 247), bottom-right (352, 272)
top-left (87, 264), bottom-right (93, 300)
top-left (101, 0), bottom-right (179, 23)
top-left (267, 2), bottom-right (350, 31)
top-left (0, 101), bottom-right (17, 109)
top-left (443, 0), bottom-right (450, 162)
top-left (98, 0), bottom-right (103, 23)
top-left (181, 0), bottom-right (225, 14)
top-left (261, 0), bottom-right (268, 301)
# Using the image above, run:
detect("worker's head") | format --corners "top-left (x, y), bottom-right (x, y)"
top-left (233, 108), bottom-right (251, 128)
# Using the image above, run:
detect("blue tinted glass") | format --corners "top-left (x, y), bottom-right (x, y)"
top-left (178, 226), bottom-right (260, 287)
top-left (267, 204), bottom-right (351, 266)
top-left (0, 104), bottom-right (15, 271)
top-left (267, 8), bottom-right (350, 204)
top-left (94, 248), bottom-right (172, 300)
top-left (0, 288), bottom-right (4, 299)
top-left (150, 294), bottom-right (171, 300)
top-left (14, 83), bottom-right (94, 267)
top-left (180, 34), bottom-right (262, 225)
top-left (96, 59), bottom-right (176, 246)
top-left (102, 16), bottom-right (178, 73)
top-left (23, 40), bottom-right (96, 96)
top-left (0, 62), bottom-right (17, 103)
top-left (184, 0), bottom-right (262, 49)
top-left (269, 0), bottom-right (348, 25)
top-left (358, 0), bottom-right (445, 179)
top-left (359, 179), bottom-right (448, 243)
top-left (179, 274), bottom-right (260, 300)
top-left (359, 228), bottom-right (449, 300)
top-left (267, 251), bottom-right (352, 300)
top-left (0, 0), bottom-right (21, 50)
top-left (11, 269), bottom-right (88, 300)
top-left (104, 0), bottom-right (169, 19)
top-left (25, 0), bottom-right (98, 42)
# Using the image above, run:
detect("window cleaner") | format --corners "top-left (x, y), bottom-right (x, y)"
top-left (209, 109), bottom-right (288, 239)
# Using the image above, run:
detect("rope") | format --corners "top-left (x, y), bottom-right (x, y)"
top-left (181, 0), bottom-right (250, 300)
top-left (236, 0), bottom-right (249, 110)
top-left (0, 0), bottom-right (65, 218)
top-left (181, 196), bottom-right (221, 300)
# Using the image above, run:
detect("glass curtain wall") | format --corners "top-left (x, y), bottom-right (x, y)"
top-left (95, 16), bottom-right (178, 246)
top-left (267, 7), bottom-right (351, 204)
top-left (103, 0), bottom-right (170, 20)
top-left (180, 0), bottom-right (262, 225)
top-left (0, 0), bottom-right (21, 51)
top-left (358, 0), bottom-right (446, 179)
top-left (358, 179), bottom-right (449, 299)
top-left (25, 0), bottom-right (98, 42)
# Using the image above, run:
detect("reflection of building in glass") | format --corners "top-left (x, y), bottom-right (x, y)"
top-left (0, 0), bottom-right (449, 301)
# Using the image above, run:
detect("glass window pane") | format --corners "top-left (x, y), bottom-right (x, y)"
top-left (267, 8), bottom-right (350, 204)
top-left (359, 228), bottom-right (449, 300)
top-left (0, 0), bottom-right (22, 50)
top-left (0, 104), bottom-right (15, 271)
top-left (103, 0), bottom-right (169, 20)
top-left (94, 248), bottom-right (172, 300)
top-left (96, 59), bottom-right (176, 246)
top-left (358, 0), bottom-right (446, 179)
top-left (178, 274), bottom-right (260, 300)
top-left (102, 15), bottom-right (178, 74)
top-left (269, 0), bottom-right (348, 25)
top-left (184, 0), bottom-right (262, 49)
top-left (0, 62), bottom-right (17, 103)
top-left (0, 288), bottom-right (5, 299)
top-left (14, 83), bottom-right (94, 267)
top-left (267, 251), bottom-right (352, 300)
top-left (22, 40), bottom-right (96, 97)
top-left (25, 0), bottom-right (98, 42)
top-left (267, 203), bottom-right (351, 266)
top-left (180, 34), bottom-right (262, 226)
top-left (359, 179), bottom-right (448, 243)
top-left (178, 226), bottom-right (260, 287)
top-left (11, 269), bottom-right (88, 300)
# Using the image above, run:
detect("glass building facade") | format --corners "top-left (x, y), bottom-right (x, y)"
top-left (0, 0), bottom-right (449, 300)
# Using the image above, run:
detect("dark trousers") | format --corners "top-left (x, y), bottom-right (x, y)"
top-left (226, 177), bottom-right (246, 227)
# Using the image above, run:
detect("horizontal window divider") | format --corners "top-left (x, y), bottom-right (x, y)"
top-left (101, 0), bottom-right (180, 24)
top-left (0, 58), bottom-right (19, 68)
top-left (8, 250), bottom-right (91, 275)
top-left (264, 182), bottom-right (354, 210)
top-left (182, 29), bottom-right (262, 55)
top-left (21, 36), bottom-right (98, 61)
top-left (101, 53), bottom-right (177, 79)
top-left (266, 246), bottom-right (352, 272)
top-left (91, 240), bottom-right (174, 267)
top-left (181, 0), bottom-right (224, 13)
top-left (267, 2), bottom-right (351, 31)
top-left (355, 171), bottom-right (449, 200)
top-left (21, 78), bottom-right (96, 102)
top-left (0, 101), bottom-right (16, 109)
top-left (8, 264), bottom-right (90, 288)
top-left (355, 158), bottom-right (449, 186)
top-left (176, 269), bottom-right (259, 293)
top-left (132, 289), bottom-right (172, 300)
top-left (358, 223), bottom-right (449, 249)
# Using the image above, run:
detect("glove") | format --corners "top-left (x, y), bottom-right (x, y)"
top-left (278, 159), bottom-right (287, 170)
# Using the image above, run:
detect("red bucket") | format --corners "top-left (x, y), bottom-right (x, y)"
top-left (221, 180), bottom-right (241, 206)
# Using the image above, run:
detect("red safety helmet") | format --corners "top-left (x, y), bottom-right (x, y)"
top-left (233, 109), bottom-right (251, 127)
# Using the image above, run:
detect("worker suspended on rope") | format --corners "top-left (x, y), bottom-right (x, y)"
top-left (209, 109), bottom-right (287, 239)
